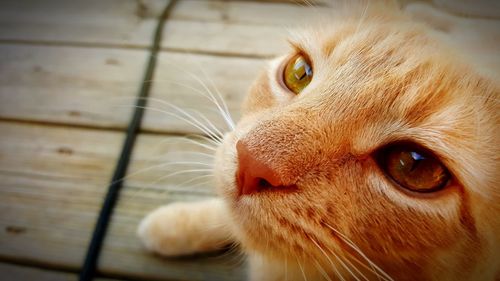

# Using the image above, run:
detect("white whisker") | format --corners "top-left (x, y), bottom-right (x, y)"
top-left (190, 56), bottom-right (236, 130)
top-left (136, 78), bottom-right (234, 132)
top-left (313, 259), bottom-right (333, 281)
top-left (125, 105), bottom-right (222, 145)
top-left (297, 257), bottom-right (308, 281)
top-left (175, 174), bottom-right (214, 188)
top-left (108, 161), bottom-right (211, 188)
top-left (191, 109), bottom-right (225, 139)
top-left (151, 168), bottom-right (213, 185)
top-left (158, 151), bottom-right (215, 160)
top-left (342, 253), bottom-right (370, 281)
top-left (324, 223), bottom-right (393, 281)
top-left (136, 97), bottom-right (225, 141)
top-left (161, 59), bottom-right (235, 130)
top-left (331, 252), bottom-right (361, 281)
top-left (309, 236), bottom-right (345, 281)
top-left (182, 136), bottom-right (219, 151)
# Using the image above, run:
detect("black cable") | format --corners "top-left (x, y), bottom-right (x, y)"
top-left (79, 1), bottom-right (178, 280)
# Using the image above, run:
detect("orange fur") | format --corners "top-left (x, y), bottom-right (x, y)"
top-left (140, 2), bottom-right (499, 280)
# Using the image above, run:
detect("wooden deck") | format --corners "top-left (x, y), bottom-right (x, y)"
top-left (3, 0), bottom-right (498, 280)
top-left (0, 0), bottom-right (325, 280)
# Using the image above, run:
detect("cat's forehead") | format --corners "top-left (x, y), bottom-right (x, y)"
top-left (292, 20), bottom-right (471, 117)
top-left (287, 19), bottom-right (453, 128)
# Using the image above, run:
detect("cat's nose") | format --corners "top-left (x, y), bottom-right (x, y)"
top-left (236, 140), bottom-right (293, 196)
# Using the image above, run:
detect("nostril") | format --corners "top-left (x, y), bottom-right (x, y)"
top-left (236, 140), bottom-right (295, 196)
top-left (257, 178), bottom-right (272, 189)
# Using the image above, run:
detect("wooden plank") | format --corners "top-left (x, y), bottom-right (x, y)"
top-left (142, 51), bottom-right (266, 134)
top-left (0, 44), bottom-right (147, 128)
top-left (0, 122), bottom-right (122, 270)
top-left (98, 133), bottom-right (245, 281)
top-left (163, 0), bottom-right (330, 57)
top-left (171, 0), bottom-right (328, 26)
top-left (162, 20), bottom-right (289, 58)
top-left (0, 0), bottom-right (170, 48)
top-left (0, 44), bottom-right (265, 134)
top-left (0, 262), bottom-right (120, 281)
top-left (0, 263), bottom-right (76, 281)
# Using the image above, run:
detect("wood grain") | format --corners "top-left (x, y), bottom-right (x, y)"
top-left (99, 134), bottom-right (245, 281)
top-left (0, 0), bottom-right (170, 48)
top-left (0, 262), bottom-right (119, 281)
top-left (0, 123), bottom-right (243, 280)
top-left (0, 0), bottom-right (326, 57)
top-left (0, 122), bottom-right (122, 270)
top-left (0, 263), bottom-right (76, 281)
top-left (0, 44), bottom-right (147, 129)
top-left (0, 44), bottom-right (150, 128)
top-left (171, 0), bottom-right (327, 25)
top-left (142, 51), bottom-right (266, 134)
top-left (162, 0), bottom-right (330, 57)
top-left (0, 43), bottom-right (267, 134)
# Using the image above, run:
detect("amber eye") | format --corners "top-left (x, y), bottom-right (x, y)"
top-left (283, 54), bottom-right (313, 94)
top-left (378, 145), bottom-right (450, 193)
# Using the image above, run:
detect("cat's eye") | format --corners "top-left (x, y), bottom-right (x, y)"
top-left (283, 54), bottom-right (313, 94)
top-left (377, 145), bottom-right (450, 193)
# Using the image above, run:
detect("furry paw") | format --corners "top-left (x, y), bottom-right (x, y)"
top-left (137, 199), bottom-right (231, 256)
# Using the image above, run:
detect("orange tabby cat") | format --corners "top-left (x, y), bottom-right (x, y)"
top-left (138, 1), bottom-right (500, 280)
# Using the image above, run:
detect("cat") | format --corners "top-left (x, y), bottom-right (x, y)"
top-left (138, 1), bottom-right (500, 280)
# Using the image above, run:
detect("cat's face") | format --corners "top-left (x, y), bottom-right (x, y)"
top-left (214, 5), bottom-right (499, 280)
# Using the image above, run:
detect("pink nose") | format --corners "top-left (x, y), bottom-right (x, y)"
top-left (236, 140), bottom-right (292, 196)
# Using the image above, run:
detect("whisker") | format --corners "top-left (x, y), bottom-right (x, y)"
top-left (151, 169), bottom-right (213, 185)
top-left (141, 96), bottom-right (225, 139)
top-left (332, 253), bottom-right (362, 281)
top-left (191, 110), bottom-right (225, 139)
top-left (124, 105), bottom-right (222, 145)
top-left (354, 1), bottom-right (370, 36)
top-left (182, 136), bottom-right (219, 151)
top-left (207, 242), bottom-right (245, 268)
top-left (129, 168), bottom-right (213, 197)
top-left (160, 59), bottom-right (235, 130)
top-left (147, 78), bottom-right (235, 131)
top-left (132, 138), bottom-right (215, 161)
top-left (111, 95), bottom-right (224, 143)
top-left (138, 151), bottom-right (215, 165)
top-left (297, 257), bottom-right (308, 281)
top-left (188, 55), bottom-right (236, 130)
top-left (106, 161), bottom-right (212, 189)
top-left (154, 151), bottom-right (215, 161)
top-left (135, 97), bottom-right (225, 142)
top-left (342, 253), bottom-right (370, 281)
top-left (309, 236), bottom-right (345, 281)
top-left (313, 259), bottom-right (333, 281)
top-left (345, 254), bottom-right (387, 281)
top-left (110, 79), bottom-right (233, 133)
top-left (175, 174), bottom-right (214, 188)
top-left (323, 223), bottom-right (393, 281)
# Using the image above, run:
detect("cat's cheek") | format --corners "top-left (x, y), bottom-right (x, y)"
top-left (347, 162), bottom-right (475, 267)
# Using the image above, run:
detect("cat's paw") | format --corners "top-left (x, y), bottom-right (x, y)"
top-left (137, 199), bottom-right (231, 256)
top-left (137, 202), bottom-right (200, 256)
